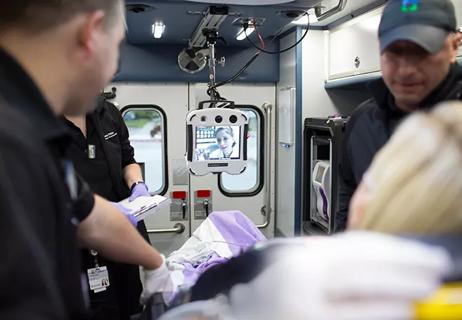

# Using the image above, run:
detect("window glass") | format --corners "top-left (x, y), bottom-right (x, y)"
top-left (220, 108), bottom-right (263, 195)
top-left (122, 107), bottom-right (166, 194)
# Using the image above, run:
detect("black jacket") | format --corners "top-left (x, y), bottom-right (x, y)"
top-left (0, 48), bottom-right (95, 319)
top-left (337, 63), bottom-right (462, 230)
top-left (0, 101), bottom-right (68, 320)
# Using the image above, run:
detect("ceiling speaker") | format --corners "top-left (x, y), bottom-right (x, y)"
top-left (178, 48), bottom-right (208, 74)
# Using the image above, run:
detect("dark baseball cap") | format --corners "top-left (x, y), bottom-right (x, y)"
top-left (379, 0), bottom-right (458, 53)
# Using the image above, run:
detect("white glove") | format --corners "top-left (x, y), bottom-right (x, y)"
top-left (140, 255), bottom-right (175, 305)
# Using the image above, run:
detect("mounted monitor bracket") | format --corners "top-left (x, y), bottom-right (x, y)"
top-left (189, 6), bottom-right (229, 48)
top-left (186, 108), bottom-right (248, 176)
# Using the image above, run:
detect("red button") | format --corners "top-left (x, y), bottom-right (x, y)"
top-left (196, 190), bottom-right (211, 198)
top-left (172, 191), bottom-right (187, 200)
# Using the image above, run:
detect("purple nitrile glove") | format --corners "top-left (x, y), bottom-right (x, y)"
top-left (112, 202), bottom-right (137, 226)
top-left (129, 182), bottom-right (150, 202)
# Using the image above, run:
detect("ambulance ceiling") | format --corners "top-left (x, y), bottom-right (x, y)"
top-left (124, 0), bottom-right (324, 46)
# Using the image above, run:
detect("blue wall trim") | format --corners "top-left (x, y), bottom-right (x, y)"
top-left (115, 42), bottom-right (279, 83)
top-left (294, 27), bottom-right (303, 235)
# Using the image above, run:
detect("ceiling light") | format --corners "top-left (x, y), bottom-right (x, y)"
top-left (236, 25), bottom-right (255, 41)
top-left (152, 22), bottom-right (165, 39)
top-left (291, 8), bottom-right (318, 25)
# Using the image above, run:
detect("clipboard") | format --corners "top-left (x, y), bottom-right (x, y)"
top-left (118, 195), bottom-right (171, 222)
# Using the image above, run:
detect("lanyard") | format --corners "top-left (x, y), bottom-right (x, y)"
top-left (89, 249), bottom-right (99, 268)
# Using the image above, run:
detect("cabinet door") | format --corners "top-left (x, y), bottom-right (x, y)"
top-left (328, 7), bottom-right (383, 80)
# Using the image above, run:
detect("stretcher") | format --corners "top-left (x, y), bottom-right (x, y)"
top-left (140, 230), bottom-right (462, 320)
top-left (139, 210), bottom-right (269, 320)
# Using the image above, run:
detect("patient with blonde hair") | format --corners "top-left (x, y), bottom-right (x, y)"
top-left (348, 101), bottom-right (462, 234)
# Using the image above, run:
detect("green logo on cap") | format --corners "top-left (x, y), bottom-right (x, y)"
top-left (401, 0), bottom-right (419, 12)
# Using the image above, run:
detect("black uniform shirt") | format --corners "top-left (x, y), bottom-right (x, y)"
top-left (64, 100), bottom-right (137, 202)
top-left (0, 47), bottom-right (95, 319)
top-left (65, 116), bottom-right (118, 201)
top-left (64, 100), bottom-right (147, 319)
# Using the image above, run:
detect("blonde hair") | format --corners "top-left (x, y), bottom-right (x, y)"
top-left (354, 101), bottom-right (462, 234)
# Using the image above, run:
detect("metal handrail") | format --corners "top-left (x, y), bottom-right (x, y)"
top-left (256, 103), bottom-right (272, 229)
top-left (256, 206), bottom-right (270, 229)
top-left (147, 223), bottom-right (185, 234)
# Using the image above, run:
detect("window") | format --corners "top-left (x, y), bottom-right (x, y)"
top-left (121, 106), bottom-right (167, 195)
top-left (219, 107), bottom-right (264, 196)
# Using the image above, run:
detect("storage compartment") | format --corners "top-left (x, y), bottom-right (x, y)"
top-left (303, 117), bottom-right (348, 234)
top-left (328, 7), bottom-right (383, 80)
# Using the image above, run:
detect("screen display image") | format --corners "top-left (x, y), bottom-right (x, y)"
top-left (194, 126), bottom-right (241, 160)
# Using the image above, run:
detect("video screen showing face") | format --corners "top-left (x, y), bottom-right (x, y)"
top-left (194, 126), bottom-right (241, 160)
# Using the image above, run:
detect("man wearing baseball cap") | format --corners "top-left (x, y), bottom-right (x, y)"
top-left (338, 0), bottom-right (462, 230)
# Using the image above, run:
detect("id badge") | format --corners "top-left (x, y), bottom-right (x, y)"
top-left (87, 266), bottom-right (110, 293)
top-left (88, 144), bottom-right (96, 159)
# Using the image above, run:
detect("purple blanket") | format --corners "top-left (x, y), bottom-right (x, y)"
top-left (208, 210), bottom-right (266, 255)
top-left (171, 211), bottom-right (266, 287)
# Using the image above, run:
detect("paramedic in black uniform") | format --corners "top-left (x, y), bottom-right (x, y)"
top-left (338, 0), bottom-right (462, 230)
top-left (64, 97), bottom-right (151, 320)
top-left (0, 0), bottom-right (172, 319)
